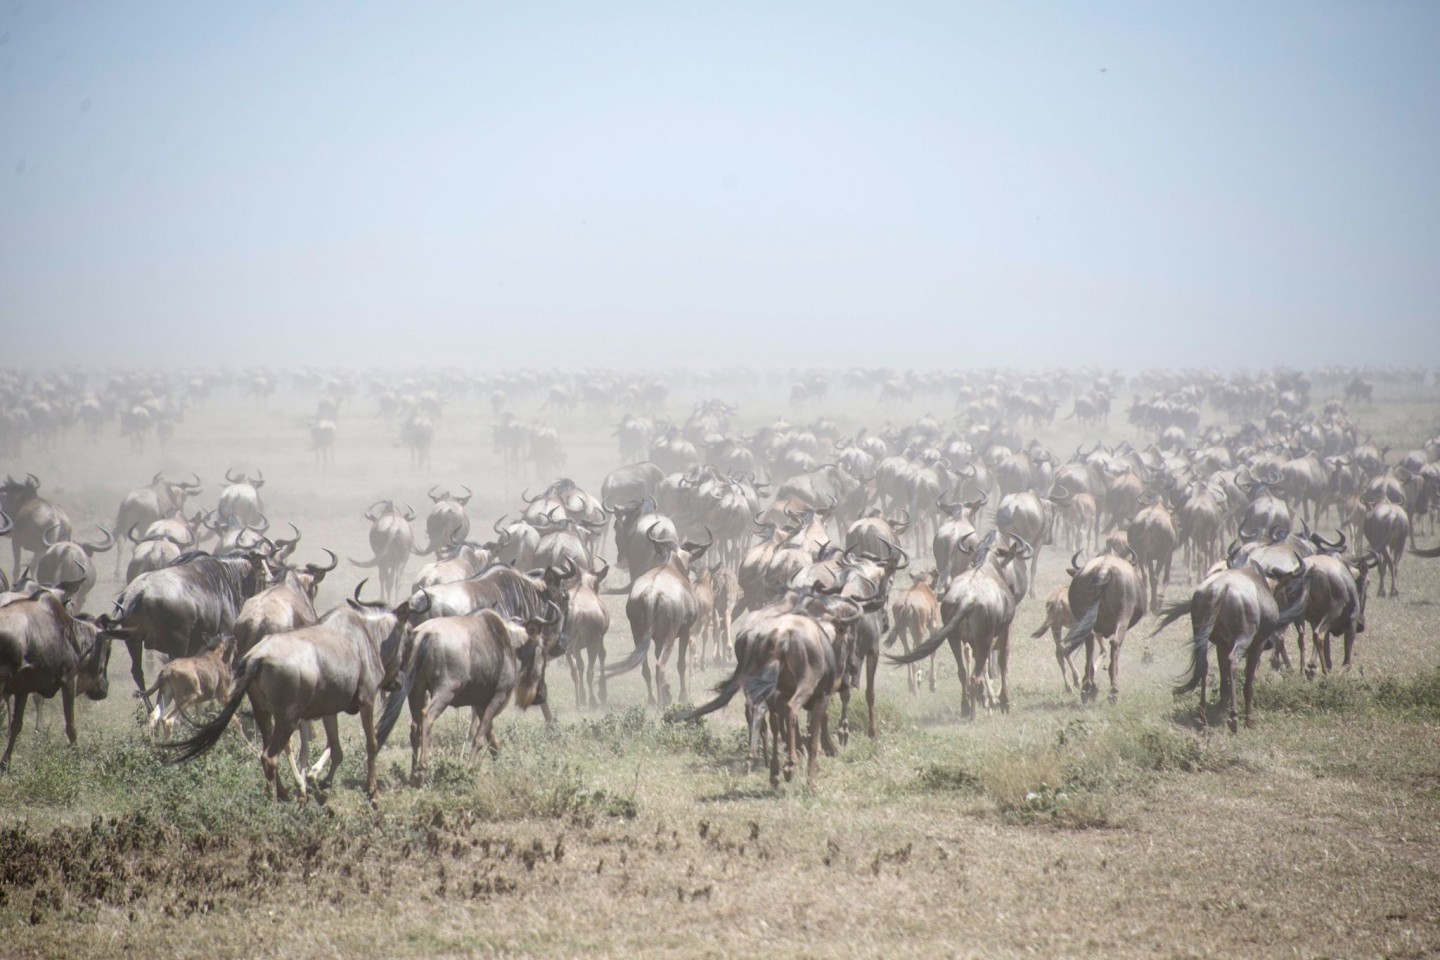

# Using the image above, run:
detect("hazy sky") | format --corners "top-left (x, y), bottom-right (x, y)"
top-left (2, 2), bottom-right (1437, 369)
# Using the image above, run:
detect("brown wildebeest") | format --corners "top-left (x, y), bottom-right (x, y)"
top-left (885, 570), bottom-right (940, 694)
top-left (0, 590), bottom-right (112, 771)
top-left (165, 587), bottom-right (408, 802)
top-left (605, 525), bottom-right (712, 708)
top-left (1363, 499), bottom-right (1410, 597)
top-left (145, 634), bottom-right (235, 740)
top-left (1285, 551), bottom-right (1377, 677)
top-left (670, 591), bottom-right (868, 787)
top-left (1058, 549), bottom-right (1147, 704)
top-left (1127, 493), bottom-right (1177, 607)
top-left (689, 564), bottom-right (717, 671)
top-left (888, 532), bottom-right (1031, 719)
top-left (566, 562), bottom-right (611, 708)
top-left (378, 602), bottom-right (563, 784)
top-left (1030, 579), bottom-right (1080, 693)
top-left (1154, 559), bottom-right (1308, 732)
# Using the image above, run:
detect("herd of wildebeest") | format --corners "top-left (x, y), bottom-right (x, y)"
top-left (1, 364), bottom-right (1438, 799)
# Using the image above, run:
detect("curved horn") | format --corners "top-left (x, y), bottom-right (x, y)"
top-left (251, 468), bottom-right (264, 488)
top-left (520, 487), bottom-right (541, 503)
top-left (126, 523), bottom-right (143, 544)
top-left (455, 484), bottom-right (472, 506)
top-left (363, 500), bottom-right (386, 522)
top-left (1068, 549), bottom-right (1084, 574)
top-left (312, 548), bottom-right (339, 573)
top-left (225, 467), bottom-right (243, 484)
top-left (42, 523), bottom-right (62, 547)
top-left (185, 472), bottom-right (203, 491)
top-left (86, 525), bottom-right (115, 554)
top-left (558, 556), bottom-right (577, 579)
top-left (25, 473), bottom-right (39, 490)
top-left (403, 503), bottom-right (416, 521)
top-left (428, 485), bottom-right (446, 502)
top-left (1311, 529), bottom-right (1346, 554)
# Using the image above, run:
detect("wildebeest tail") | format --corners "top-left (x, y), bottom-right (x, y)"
top-left (744, 662), bottom-right (780, 704)
top-left (888, 606), bottom-right (972, 665)
top-left (667, 671), bottom-right (742, 723)
top-left (1060, 597), bottom-right (1102, 654)
top-left (1030, 615), bottom-right (1054, 640)
top-left (376, 634), bottom-right (429, 749)
top-left (604, 636), bottom-right (651, 677)
top-left (1275, 581), bottom-right (1310, 628)
top-left (1173, 599), bottom-right (1218, 697)
top-left (348, 554), bottom-right (381, 568)
top-left (161, 659), bottom-right (257, 764)
top-left (1148, 595), bottom-right (1195, 638)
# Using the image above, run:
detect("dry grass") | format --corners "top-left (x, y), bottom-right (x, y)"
top-left (1, 380), bottom-right (1439, 958)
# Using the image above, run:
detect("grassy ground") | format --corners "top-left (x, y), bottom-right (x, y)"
top-left (2, 377), bottom-right (1439, 958)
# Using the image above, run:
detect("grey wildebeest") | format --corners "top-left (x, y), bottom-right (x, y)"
top-left (412, 538), bottom-right (495, 591)
top-left (166, 588), bottom-right (408, 801)
top-left (1154, 559), bottom-right (1307, 732)
top-left (125, 521), bottom-right (196, 584)
top-left (0, 590), bottom-right (112, 771)
top-left (378, 602), bottom-right (563, 784)
top-left (104, 551), bottom-right (271, 708)
top-left (415, 486), bottom-right (471, 555)
top-left (113, 473), bottom-right (202, 575)
top-left (217, 469), bottom-right (266, 529)
top-left (36, 524), bottom-right (114, 611)
top-left (888, 533), bottom-right (1031, 719)
top-left (1, 474), bottom-right (71, 580)
top-left (349, 500), bottom-right (416, 604)
top-left (932, 492), bottom-right (987, 591)
top-left (995, 490), bottom-right (1052, 581)
top-left (144, 633), bottom-right (235, 740)
top-left (1057, 548), bottom-right (1147, 704)
top-left (606, 526), bottom-right (712, 708)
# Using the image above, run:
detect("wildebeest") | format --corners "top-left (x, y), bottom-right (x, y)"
top-left (605, 526), bottom-right (712, 708)
top-left (1363, 499), bottom-right (1410, 597)
top-left (349, 500), bottom-right (416, 603)
top-left (1284, 551), bottom-right (1377, 677)
top-left (565, 562), bottom-right (611, 708)
top-left (1, 474), bottom-right (72, 580)
top-left (113, 473), bottom-right (202, 575)
top-left (166, 590), bottom-right (408, 801)
top-left (217, 469), bottom-right (266, 529)
top-left (888, 533), bottom-right (1031, 719)
top-left (125, 522), bottom-right (196, 584)
top-left (144, 633), bottom-right (235, 740)
top-left (1155, 559), bottom-right (1307, 731)
top-left (231, 550), bottom-right (338, 659)
top-left (1029, 580), bottom-right (1080, 693)
top-left (885, 570), bottom-right (940, 694)
top-left (1058, 548), bottom-right (1147, 704)
top-left (104, 551), bottom-right (271, 708)
top-left (671, 591), bottom-right (866, 786)
top-left (0, 590), bottom-right (112, 771)
top-left (35, 524), bottom-right (114, 611)
top-left (378, 602), bottom-right (563, 784)
top-left (1127, 494), bottom-right (1177, 608)
top-left (415, 486), bottom-right (471, 555)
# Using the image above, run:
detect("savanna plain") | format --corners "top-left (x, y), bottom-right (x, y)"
top-left (3, 373), bottom-right (1439, 960)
